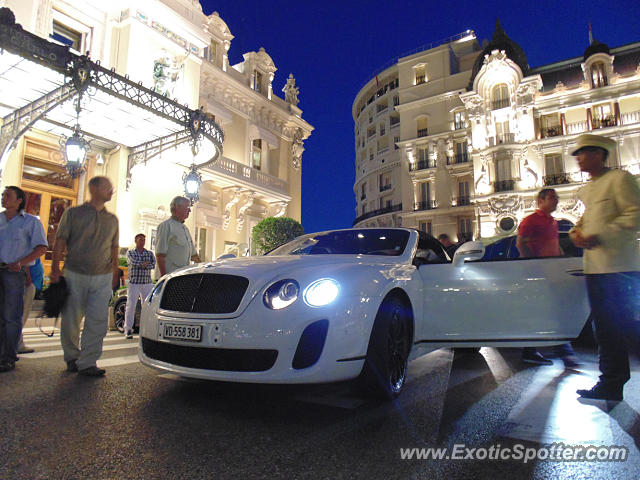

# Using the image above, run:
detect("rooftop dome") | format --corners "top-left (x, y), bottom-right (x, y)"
top-left (583, 40), bottom-right (610, 60)
top-left (468, 19), bottom-right (529, 90)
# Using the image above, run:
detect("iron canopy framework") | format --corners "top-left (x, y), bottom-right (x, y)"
top-left (0, 8), bottom-right (223, 187)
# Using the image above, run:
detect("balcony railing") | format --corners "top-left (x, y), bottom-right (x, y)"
top-left (390, 117), bottom-right (400, 126)
top-left (376, 104), bottom-right (388, 114)
top-left (212, 157), bottom-right (288, 195)
top-left (541, 126), bottom-right (562, 138)
top-left (453, 196), bottom-right (471, 206)
top-left (409, 160), bottom-right (436, 171)
top-left (414, 200), bottom-right (436, 211)
top-left (491, 98), bottom-right (510, 110)
top-left (622, 110), bottom-right (640, 125)
top-left (415, 75), bottom-right (426, 85)
top-left (379, 184), bottom-right (392, 192)
top-left (543, 173), bottom-right (571, 186)
top-left (417, 128), bottom-right (429, 138)
top-left (592, 116), bottom-right (616, 129)
top-left (566, 121), bottom-right (587, 135)
top-left (493, 180), bottom-right (515, 192)
top-left (353, 203), bottom-right (402, 225)
top-left (447, 153), bottom-right (469, 165)
top-left (496, 133), bottom-right (515, 145)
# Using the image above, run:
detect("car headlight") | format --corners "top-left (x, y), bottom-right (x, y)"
top-left (147, 280), bottom-right (165, 303)
top-left (263, 279), bottom-right (300, 310)
top-left (303, 278), bottom-right (340, 307)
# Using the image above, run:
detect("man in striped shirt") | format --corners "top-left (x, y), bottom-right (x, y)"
top-left (125, 233), bottom-right (155, 339)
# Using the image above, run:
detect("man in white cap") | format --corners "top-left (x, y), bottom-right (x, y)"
top-left (569, 134), bottom-right (640, 401)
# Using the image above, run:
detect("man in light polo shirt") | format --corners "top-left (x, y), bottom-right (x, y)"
top-left (51, 176), bottom-right (119, 377)
top-left (569, 134), bottom-right (640, 401)
top-left (155, 196), bottom-right (200, 277)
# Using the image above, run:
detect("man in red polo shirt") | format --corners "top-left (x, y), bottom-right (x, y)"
top-left (516, 188), bottom-right (581, 368)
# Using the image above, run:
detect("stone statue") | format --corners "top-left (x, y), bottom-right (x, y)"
top-left (153, 50), bottom-right (185, 98)
top-left (282, 73), bottom-right (300, 106)
top-left (291, 128), bottom-right (304, 170)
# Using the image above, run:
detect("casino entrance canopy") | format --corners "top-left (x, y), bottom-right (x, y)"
top-left (0, 7), bottom-right (224, 185)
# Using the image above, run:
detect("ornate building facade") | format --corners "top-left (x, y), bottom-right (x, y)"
top-left (352, 22), bottom-right (640, 242)
top-left (0, 0), bottom-right (312, 272)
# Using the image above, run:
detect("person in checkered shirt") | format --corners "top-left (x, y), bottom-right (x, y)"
top-left (124, 233), bottom-right (155, 339)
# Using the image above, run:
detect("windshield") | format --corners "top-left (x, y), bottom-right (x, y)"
top-left (267, 229), bottom-right (411, 256)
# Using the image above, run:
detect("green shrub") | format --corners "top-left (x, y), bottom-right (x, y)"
top-left (252, 217), bottom-right (304, 255)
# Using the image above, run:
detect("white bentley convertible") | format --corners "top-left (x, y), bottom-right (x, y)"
top-left (138, 228), bottom-right (589, 399)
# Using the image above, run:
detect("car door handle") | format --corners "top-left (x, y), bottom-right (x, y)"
top-left (566, 268), bottom-right (584, 276)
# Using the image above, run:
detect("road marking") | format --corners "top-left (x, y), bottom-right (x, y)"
top-left (19, 342), bottom-right (139, 359)
top-left (98, 355), bottom-right (140, 368)
top-left (20, 335), bottom-right (133, 348)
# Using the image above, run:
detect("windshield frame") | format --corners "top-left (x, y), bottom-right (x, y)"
top-left (266, 228), bottom-right (414, 258)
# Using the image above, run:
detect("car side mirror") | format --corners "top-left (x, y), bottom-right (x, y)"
top-left (452, 241), bottom-right (485, 267)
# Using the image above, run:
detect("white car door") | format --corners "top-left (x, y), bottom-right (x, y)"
top-left (416, 254), bottom-right (589, 345)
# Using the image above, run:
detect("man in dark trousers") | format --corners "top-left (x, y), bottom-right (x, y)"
top-left (0, 186), bottom-right (47, 372)
top-left (569, 134), bottom-right (640, 401)
top-left (516, 188), bottom-right (580, 368)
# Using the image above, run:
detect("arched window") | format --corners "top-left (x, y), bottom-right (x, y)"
top-left (591, 62), bottom-right (608, 88)
top-left (491, 84), bottom-right (510, 110)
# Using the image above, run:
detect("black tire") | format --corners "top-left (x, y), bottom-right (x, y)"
top-left (359, 296), bottom-right (412, 400)
top-left (113, 297), bottom-right (127, 333)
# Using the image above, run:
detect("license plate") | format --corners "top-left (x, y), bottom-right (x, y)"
top-left (162, 323), bottom-right (202, 342)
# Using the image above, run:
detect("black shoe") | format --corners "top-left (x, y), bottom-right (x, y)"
top-left (78, 366), bottom-right (106, 377)
top-left (577, 383), bottom-right (623, 401)
top-left (522, 351), bottom-right (553, 365)
top-left (0, 361), bottom-right (16, 372)
top-left (66, 359), bottom-right (78, 373)
top-left (126, 330), bottom-right (133, 339)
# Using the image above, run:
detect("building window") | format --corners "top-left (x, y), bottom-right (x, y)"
top-left (544, 154), bottom-right (568, 186)
top-left (252, 71), bottom-right (263, 93)
top-left (417, 118), bottom-right (428, 137)
top-left (414, 65), bottom-right (426, 85)
top-left (205, 40), bottom-right (218, 63)
top-left (494, 156), bottom-right (514, 192)
top-left (393, 136), bottom-right (400, 149)
top-left (419, 221), bottom-right (432, 235)
top-left (591, 62), bottom-right (608, 88)
top-left (417, 145), bottom-right (429, 164)
top-left (592, 103), bottom-right (615, 129)
top-left (251, 139), bottom-right (262, 170)
top-left (454, 111), bottom-right (466, 130)
top-left (361, 182), bottom-right (367, 200)
top-left (541, 114), bottom-right (561, 138)
top-left (379, 122), bottom-right (385, 136)
top-left (50, 20), bottom-right (82, 51)
top-left (452, 141), bottom-right (468, 164)
top-left (459, 218), bottom-right (472, 241)
top-left (491, 84), bottom-right (510, 110)
top-left (496, 120), bottom-right (511, 144)
top-left (457, 181), bottom-right (470, 206)
top-left (393, 95), bottom-right (399, 106)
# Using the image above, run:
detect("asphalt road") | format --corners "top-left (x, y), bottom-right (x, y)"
top-left (1, 326), bottom-right (639, 480)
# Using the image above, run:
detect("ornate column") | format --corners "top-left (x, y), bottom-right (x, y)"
top-left (586, 108), bottom-right (593, 131)
top-left (560, 112), bottom-right (567, 136)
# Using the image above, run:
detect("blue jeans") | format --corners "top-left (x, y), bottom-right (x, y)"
top-left (0, 269), bottom-right (26, 363)
top-left (586, 272), bottom-right (640, 388)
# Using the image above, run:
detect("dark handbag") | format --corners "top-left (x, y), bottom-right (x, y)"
top-left (38, 276), bottom-right (69, 336)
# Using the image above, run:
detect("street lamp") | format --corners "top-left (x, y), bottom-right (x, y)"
top-left (183, 165), bottom-right (202, 204)
top-left (62, 125), bottom-right (90, 178)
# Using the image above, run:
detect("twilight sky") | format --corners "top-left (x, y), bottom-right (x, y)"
top-left (200, 0), bottom-right (639, 234)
